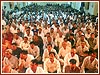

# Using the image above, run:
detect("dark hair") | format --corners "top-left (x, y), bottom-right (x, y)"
top-left (69, 59), bottom-right (77, 64)
top-left (70, 34), bottom-right (74, 36)
top-left (12, 43), bottom-right (17, 46)
top-left (24, 36), bottom-right (28, 39)
top-left (72, 46), bottom-right (76, 49)
top-left (31, 59), bottom-right (38, 64)
top-left (30, 41), bottom-right (35, 44)
top-left (49, 51), bottom-right (55, 56)
top-left (47, 43), bottom-right (52, 47)
top-left (21, 50), bottom-right (28, 55)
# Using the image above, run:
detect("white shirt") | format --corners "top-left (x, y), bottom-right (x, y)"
top-left (43, 48), bottom-right (59, 62)
top-left (76, 39), bottom-right (90, 49)
top-left (63, 53), bottom-right (79, 72)
top-left (20, 41), bottom-right (30, 51)
top-left (28, 46), bottom-right (40, 59)
top-left (85, 33), bottom-right (91, 39)
top-left (76, 45), bottom-right (89, 56)
top-left (44, 58), bottom-right (61, 73)
top-left (2, 19), bottom-right (6, 25)
top-left (12, 37), bottom-right (23, 46)
top-left (3, 55), bottom-right (18, 69)
top-left (58, 47), bottom-right (71, 58)
top-left (26, 67), bottom-right (44, 73)
top-left (38, 32), bottom-right (44, 39)
top-left (24, 34), bottom-right (33, 42)
top-left (10, 26), bottom-right (17, 34)
top-left (19, 54), bottom-right (34, 68)
top-left (81, 56), bottom-right (98, 73)
top-left (55, 36), bottom-right (64, 47)
top-left (43, 28), bottom-right (49, 35)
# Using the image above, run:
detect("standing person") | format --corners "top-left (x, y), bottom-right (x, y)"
top-left (64, 59), bottom-right (80, 73)
top-left (44, 52), bottom-right (61, 73)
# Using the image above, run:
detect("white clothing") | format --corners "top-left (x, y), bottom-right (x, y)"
top-left (26, 67), bottom-right (44, 73)
top-left (44, 58), bottom-right (61, 73)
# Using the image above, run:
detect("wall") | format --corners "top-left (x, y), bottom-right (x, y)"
top-left (84, 2), bottom-right (98, 16)
top-left (71, 2), bottom-right (81, 10)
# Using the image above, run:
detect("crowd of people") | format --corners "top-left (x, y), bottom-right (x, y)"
top-left (2, 3), bottom-right (98, 73)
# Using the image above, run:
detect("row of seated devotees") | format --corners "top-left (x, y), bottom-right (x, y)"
top-left (2, 41), bottom-right (98, 73)
top-left (2, 3), bottom-right (98, 73)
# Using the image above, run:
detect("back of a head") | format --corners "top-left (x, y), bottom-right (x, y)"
top-left (69, 59), bottom-right (77, 64)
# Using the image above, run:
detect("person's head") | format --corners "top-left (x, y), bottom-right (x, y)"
top-left (91, 33), bottom-right (95, 39)
top-left (22, 21), bottom-right (25, 26)
top-left (59, 31), bottom-right (63, 37)
top-left (49, 52), bottom-right (55, 63)
top-left (17, 28), bottom-right (20, 33)
top-left (20, 50), bottom-right (28, 60)
top-left (50, 28), bottom-right (54, 33)
top-left (87, 29), bottom-right (91, 34)
top-left (5, 49), bottom-right (12, 59)
top-left (69, 34), bottom-right (74, 40)
top-left (63, 38), bottom-right (67, 42)
top-left (69, 59), bottom-right (77, 68)
top-left (62, 41), bottom-right (67, 49)
top-left (73, 23), bottom-right (77, 28)
top-left (30, 59), bottom-right (38, 71)
top-left (30, 41), bottom-right (35, 48)
top-left (81, 42), bottom-right (85, 48)
top-left (69, 29), bottom-right (72, 33)
top-left (11, 43), bottom-right (17, 50)
top-left (47, 43), bottom-right (52, 52)
top-left (14, 33), bottom-right (19, 39)
top-left (38, 28), bottom-right (42, 33)
top-left (46, 32), bottom-right (50, 37)
top-left (34, 31), bottom-right (38, 36)
top-left (90, 51), bottom-right (96, 62)
top-left (33, 35), bottom-right (39, 42)
top-left (34, 25), bottom-right (37, 29)
top-left (78, 30), bottom-right (82, 35)
top-left (23, 37), bottom-right (28, 43)
top-left (47, 36), bottom-right (52, 43)
top-left (26, 27), bottom-right (30, 31)
top-left (71, 47), bottom-right (76, 57)
top-left (81, 35), bottom-right (85, 41)
top-left (26, 30), bottom-right (30, 35)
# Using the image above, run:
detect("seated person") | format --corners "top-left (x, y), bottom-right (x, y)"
top-left (18, 50), bottom-right (34, 73)
top-left (44, 52), bottom-right (61, 73)
top-left (25, 59), bottom-right (44, 73)
top-left (64, 59), bottom-right (80, 73)
top-left (43, 43), bottom-right (59, 62)
top-left (2, 65), bottom-right (18, 73)
top-left (81, 51), bottom-right (98, 73)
